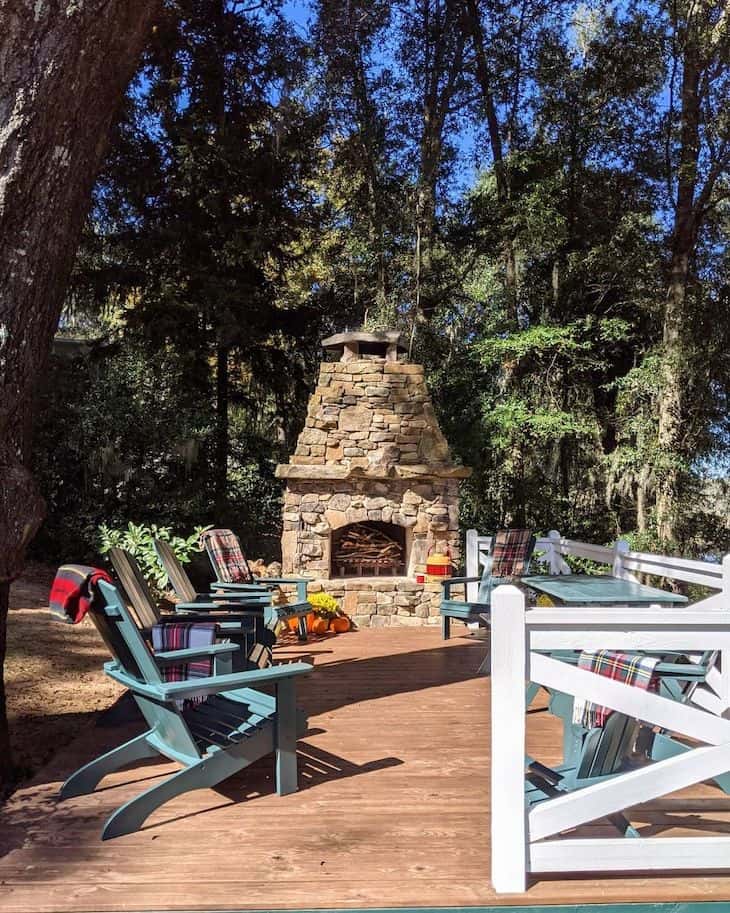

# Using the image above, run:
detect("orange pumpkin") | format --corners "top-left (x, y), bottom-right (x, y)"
top-left (330, 615), bottom-right (351, 633)
top-left (311, 617), bottom-right (329, 635)
top-left (305, 611), bottom-right (316, 632)
top-left (286, 616), bottom-right (300, 632)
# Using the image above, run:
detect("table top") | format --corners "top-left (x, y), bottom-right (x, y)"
top-left (520, 574), bottom-right (688, 605)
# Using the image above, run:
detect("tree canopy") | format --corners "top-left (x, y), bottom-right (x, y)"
top-left (38, 0), bottom-right (729, 565)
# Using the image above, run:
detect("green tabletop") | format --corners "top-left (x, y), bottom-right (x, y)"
top-left (521, 574), bottom-right (688, 605)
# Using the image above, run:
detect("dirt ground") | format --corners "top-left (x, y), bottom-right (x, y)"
top-left (5, 563), bottom-right (123, 785)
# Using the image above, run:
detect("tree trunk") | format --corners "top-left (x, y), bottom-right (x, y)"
top-left (654, 29), bottom-right (701, 544)
top-left (0, 0), bottom-right (161, 789)
top-left (214, 344), bottom-right (230, 513)
top-left (413, 0), bottom-right (465, 323)
top-left (0, 582), bottom-right (11, 787)
top-left (461, 0), bottom-right (520, 325)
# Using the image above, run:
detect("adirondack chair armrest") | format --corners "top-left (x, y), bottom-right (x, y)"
top-left (539, 650), bottom-right (707, 681)
top-left (167, 612), bottom-right (268, 631)
top-left (213, 581), bottom-right (275, 592)
top-left (156, 661), bottom-right (313, 700)
top-left (173, 603), bottom-right (263, 617)
top-left (200, 592), bottom-right (271, 605)
top-left (103, 660), bottom-right (312, 701)
top-left (259, 577), bottom-right (308, 602)
top-left (154, 642), bottom-right (240, 664)
top-left (273, 600), bottom-right (311, 618)
top-left (441, 575), bottom-right (480, 599)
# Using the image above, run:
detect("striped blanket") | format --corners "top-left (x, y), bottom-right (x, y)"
top-left (201, 528), bottom-right (253, 584)
top-left (49, 565), bottom-right (112, 624)
top-left (572, 650), bottom-right (659, 728)
top-left (151, 622), bottom-right (218, 684)
top-left (491, 528), bottom-right (535, 578)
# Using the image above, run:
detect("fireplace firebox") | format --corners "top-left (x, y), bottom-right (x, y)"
top-left (331, 522), bottom-right (406, 577)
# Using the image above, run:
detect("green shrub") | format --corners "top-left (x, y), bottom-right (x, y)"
top-left (98, 521), bottom-right (210, 598)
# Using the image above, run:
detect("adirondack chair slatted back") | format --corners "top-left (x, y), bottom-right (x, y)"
top-left (201, 528), bottom-right (254, 584)
top-left (476, 529), bottom-right (536, 603)
top-left (579, 712), bottom-right (639, 779)
top-left (154, 539), bottom-right (197, 603)
top-left (87, 595), bottom-right (147, 683)
top-left (108, 547), bottom-right (161, 628)
top-left (92, 580), bottom-right (202, 762)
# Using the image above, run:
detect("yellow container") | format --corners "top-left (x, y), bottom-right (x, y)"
top-left (426, 551), bottom-right (453, 580)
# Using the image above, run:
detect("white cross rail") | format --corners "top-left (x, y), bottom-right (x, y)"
top-left (490, 580), bottom-right (730, 893)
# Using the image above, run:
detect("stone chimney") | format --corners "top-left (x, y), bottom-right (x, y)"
top-left (275, 330), bottom-right (470, 626)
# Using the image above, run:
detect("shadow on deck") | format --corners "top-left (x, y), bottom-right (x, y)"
top-left (2, 625), bottom-right (730, 912)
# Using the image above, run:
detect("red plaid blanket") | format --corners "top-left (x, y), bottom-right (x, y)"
top-left (49, 565), bottom-right (113, 624)
top-left (151, 622), bottom-right (218, 684)
top-left (201, 528), bottom-right (253, 584)
top-left (572, 650), bottom-right (659, 728)
top-left (491, 529), bottom-right (535, 578)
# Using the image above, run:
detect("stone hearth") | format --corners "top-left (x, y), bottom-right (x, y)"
top-left (276, 330), bottom-right (470, 626)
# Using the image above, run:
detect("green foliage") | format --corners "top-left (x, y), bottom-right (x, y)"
top-left (35, 0), bottom-right (730, 567)
top-left (98, 521), bottom-right (210, 597)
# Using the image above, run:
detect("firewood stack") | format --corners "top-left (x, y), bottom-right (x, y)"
top-left (332, 523), bottom-right (404, 575)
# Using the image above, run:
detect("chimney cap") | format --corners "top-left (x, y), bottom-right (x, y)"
top-left (322, 330), bottom-right (407, 362)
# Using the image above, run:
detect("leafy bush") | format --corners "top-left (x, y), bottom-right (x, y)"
top-left (98, 521), bottom-right (210, 598)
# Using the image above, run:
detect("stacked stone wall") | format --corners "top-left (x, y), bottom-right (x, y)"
top-left (276, 354), bottom-right (470, 625)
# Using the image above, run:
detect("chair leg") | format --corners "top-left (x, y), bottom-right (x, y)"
top-left (276, 677), bottom-right (298, 796)
top-left (60, 731), bottom-right (158, 799)
top-left (442, 614), bottom-right (451, 640)
top-left (525, 681), bottom-right (541, 708)
top-left (101, 751), bottom-right (237, 839)
top-left (297, 614), bottom-right (308, 643)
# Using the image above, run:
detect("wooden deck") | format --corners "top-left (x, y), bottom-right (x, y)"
top-left (3, 626), bottom-right (730, 912)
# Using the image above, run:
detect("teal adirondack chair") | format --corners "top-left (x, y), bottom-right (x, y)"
top-left (532, 654), bottom-right (730, 809)
top-left (153, 538), bottom-right (274, 610)
top-left (60, 579), bottom-right (312, 839)
top-left (200, 528), bottom-right (312, 641)
top-left (108, 547), bottom-right (275, 671)
top-left (440, 529), bottom-right (536, 640)
top-left (525, 698), bottom-right (646, 836)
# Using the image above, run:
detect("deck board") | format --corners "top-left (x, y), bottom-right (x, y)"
top-left (2, 626), bottom-right (730, 911)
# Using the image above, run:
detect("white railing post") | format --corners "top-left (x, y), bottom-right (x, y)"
top-left (491, 584), bottom-right (528, 893)
top-left (613, 539), bottom-right (630, 579)
top-left (721, 554), bottom-right (730, 706)
top-left (547, 529), bottom-right (564, 575)
top-left (466, 528), bottom-right (478, 601)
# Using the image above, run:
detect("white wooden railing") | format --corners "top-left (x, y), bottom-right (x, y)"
top-left (488, 542), bottom-right (730, 892)
top-left (468, 529), bottom-right (730, 713)
top-left (466, 528), bottom-right (727, 599)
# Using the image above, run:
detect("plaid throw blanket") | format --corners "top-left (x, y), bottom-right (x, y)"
top-left (49, 565), bottom-right (112, 624)
top-left (201, 528), bottom-right (253, 584)
top-left (151, 622), bottom-right (218, 685)
top-left (572, 650), bottom-right (659, 728)
top-left (491, 529), bottom-right (535, 578)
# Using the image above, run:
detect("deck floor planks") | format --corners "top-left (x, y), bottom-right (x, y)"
top-left (2, 626), bottom-right (730, 911)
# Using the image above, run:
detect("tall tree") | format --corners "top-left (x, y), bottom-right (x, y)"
top-left (653, 0), bottom-right (730, 542)
top-left (398, 0), bottom-right (469, 322)
top-left (73, 0), bottom-right (329, 523)
top-left (0, 0), bottom-right (161, 786)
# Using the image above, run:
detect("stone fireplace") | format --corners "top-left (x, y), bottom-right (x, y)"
top-left (275, 330), bottom-right (470, 626)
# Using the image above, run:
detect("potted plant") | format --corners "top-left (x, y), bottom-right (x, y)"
top-left (308, 592), bottom-right (350, 633)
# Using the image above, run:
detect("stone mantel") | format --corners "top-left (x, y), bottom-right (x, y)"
top-left (275, 463), bottom-right (472, 481)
